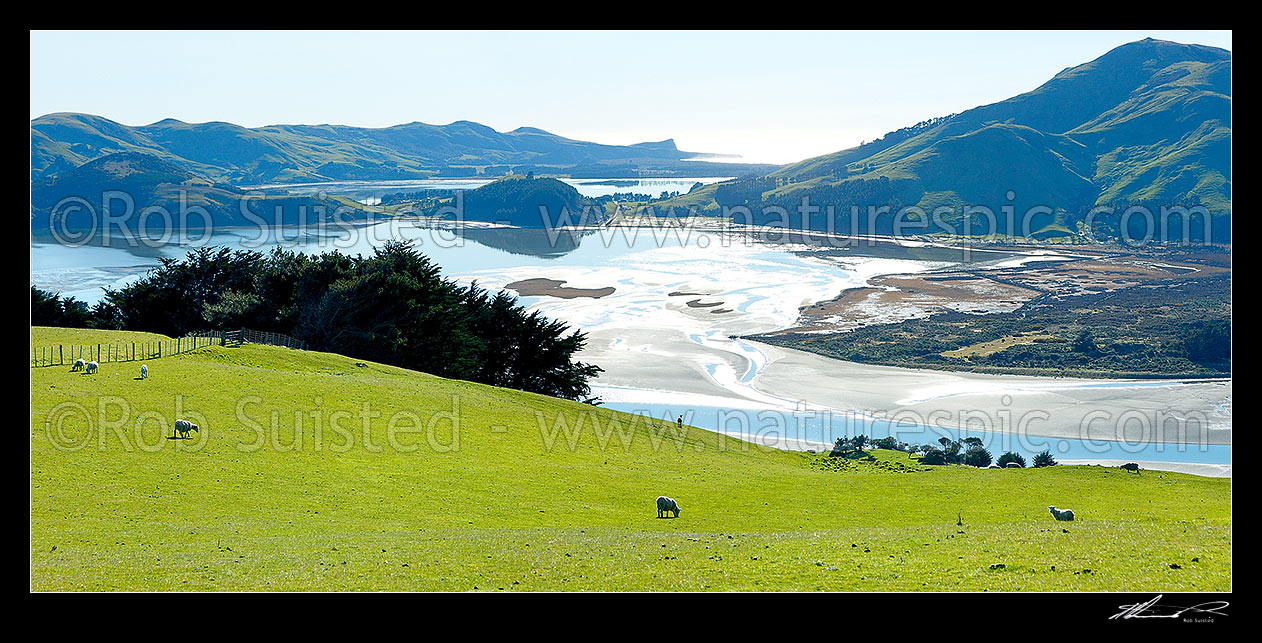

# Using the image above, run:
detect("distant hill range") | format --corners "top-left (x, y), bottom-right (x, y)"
top-left (30, 114), bottom-right (773, 185)
top-left (29, 151), bottom-right (370, 231)
top-left (30, 39), bottom-right (1230, 241)
top-left (680, 39), bottom-right (1231, 242)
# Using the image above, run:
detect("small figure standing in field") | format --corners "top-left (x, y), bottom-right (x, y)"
top-left (173, 419), bottom-right (199, 439)
top-left (1120, 462), bottom-right (1140, 474)
top-left (140, 364), bottom-right (148, 380)
top-left (657, 496), bottom-right (681, 518)
top-left (1048, 506), bottom-right (1075, 521)
top-left (677, 415), bottom-right (684, 431)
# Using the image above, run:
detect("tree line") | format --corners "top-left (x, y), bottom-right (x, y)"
top-left (829, 434), bottom-right (1057, 468)
top-left (31, 241), bottom-right (602, 401)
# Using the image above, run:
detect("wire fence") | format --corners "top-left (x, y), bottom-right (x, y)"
top-left (31, 328), bottom-right (307, 368)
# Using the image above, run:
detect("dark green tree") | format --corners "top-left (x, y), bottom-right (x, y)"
top-left (92, 241), bottom-right (602, 400)
top-left (1032, 450), bottom-right (1058, 467)
top-left (964, 447), bottom-right (993, 468)
top-left (996, 451), bottom-right (1027, 468)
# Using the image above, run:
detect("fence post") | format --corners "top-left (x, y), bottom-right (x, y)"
top-left (59, 345), bottom-right (63, 366)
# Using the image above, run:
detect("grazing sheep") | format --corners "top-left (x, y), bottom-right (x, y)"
top-left (84, 361), bottom-right (98, 374)
top-left (71, 358), bottom-right (86, 372)
top-left (173, 419), bottom-right (199, 439)
top-left (140, 364), bottom-right (148, 380)
top-left (1120, 462), bottom-right (1140, 474)
top-left (1048, 506), bottom-right (1075, 521)
top-left (656, 496), bottom-right (681, 518)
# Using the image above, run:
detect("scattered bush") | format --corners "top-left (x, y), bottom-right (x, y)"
top-left (87, 242), bottom-right (602, 400)
top-left (963, 447), bottom-right (993, 468)
top-left (920, 448), bottom-right (947, 465)
top-left (1032, 450), bottom-right (1058, 467)
top-left (996, 451), bottom-right (1027, 468)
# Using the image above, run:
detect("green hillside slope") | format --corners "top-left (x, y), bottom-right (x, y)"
top-left (29, 151), bottom-right (374, 230)
top-left (31, 327), bottom-right (1230, 591)
top-left (31, 114), bottom-right (771, 185)
top-left (710, 39), bottom-right (1231, 241)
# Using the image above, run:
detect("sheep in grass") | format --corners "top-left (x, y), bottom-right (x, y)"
top-left (1048, 506), bottom-right (1075, 521)
top-left (84, 361), bottom-right (99, 375)
top-left (173, 419), bottom-right (199, 439)
top-left (71, 358), bottom-right (86, 372)
top-left (656, 496), bottom-right (681, 518)
top-left (1120, 462), bottom-right (1140, 474)
top-left (140, 364), bottom-right (148, 380)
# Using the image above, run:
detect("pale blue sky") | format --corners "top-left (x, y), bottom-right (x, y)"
top-left (30, 30), bottom-right (1231, 164)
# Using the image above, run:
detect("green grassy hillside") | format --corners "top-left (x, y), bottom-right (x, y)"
top-left (30, 114), bottom-right (768, 185)
top-left (29, 151), bottom-right (376, 230)
top-left (30, 328), bottom-right (1230, 590)
top-left (698, 39), bottom-right (1231, 240)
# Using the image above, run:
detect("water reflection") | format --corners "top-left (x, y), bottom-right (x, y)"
top-left (456, 226), bottom-right (596, 258)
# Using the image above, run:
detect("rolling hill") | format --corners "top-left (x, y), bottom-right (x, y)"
top-left (461, 175), bottom-right (601, 227)
top-left (29, 151), bottom-right (368, 230)
top-left (30, 327), bottom-right (1230, 590)
top-left (682, 39), bottom-right (1231, 241)
top-left (30, 113), bottom-right (773, 185)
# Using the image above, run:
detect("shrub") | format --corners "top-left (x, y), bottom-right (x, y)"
top-left (828, 437), bottom-right (849, 458)
top-left (996, 451), bottom-right (1027, 468)
top-left (1032, 450), bottom-right (1058, 467)
top-left (920, 448), bottom-right (947, 465)
top-left (963, 447), bottom-right (993, 468)
top-left (874, 436), bottom-right (904, 451)
top-left (1072, 329), bottom-right (1099, 355)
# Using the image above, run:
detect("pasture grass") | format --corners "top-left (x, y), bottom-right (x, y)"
top-left (30, 328), bottom-right (1231, 591)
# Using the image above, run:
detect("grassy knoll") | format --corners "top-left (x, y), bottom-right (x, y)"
top-left (31, 326), bottom-right (170, 347)
top-left (30, 328), bottom-right (1230, 591)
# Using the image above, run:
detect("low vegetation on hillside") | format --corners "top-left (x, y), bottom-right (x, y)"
top-left (30, 328), bottom-right (1230, 590)
top-left (34, 241), bottom-right (601, 400)
top-left (755, 272), bottom-right (1230, 378)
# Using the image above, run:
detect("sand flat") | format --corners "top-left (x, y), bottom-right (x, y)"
top-left (505, 277), bottom-right (615, 299)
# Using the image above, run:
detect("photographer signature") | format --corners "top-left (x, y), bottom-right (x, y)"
top-left (1110, 595), bottom-right (1229, 620)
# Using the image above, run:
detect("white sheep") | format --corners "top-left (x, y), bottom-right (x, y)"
top-left (1048, 506), bottom-right (1075, 521)
top-left (173, 419), bottom-right (199, 439)
top-left (656, 496), bottom-right (681, 518)
top-left (71, 358), bottom-right (86, 372)
top-left (140, 364), bottom-right (148, 380)
top-left (84, 361), bottom-right (99, 374)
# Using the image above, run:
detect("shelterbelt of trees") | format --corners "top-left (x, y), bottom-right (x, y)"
top-left (31, 241), bottom-right (602, 400)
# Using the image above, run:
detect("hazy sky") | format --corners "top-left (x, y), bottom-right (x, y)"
top-left (30, 30), bottom-right (1231, 164)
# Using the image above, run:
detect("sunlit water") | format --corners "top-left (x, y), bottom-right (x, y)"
top-left (30, 200), bottom-right (1231, 467)
top-left (241, 176), bottom-right (734, 203)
